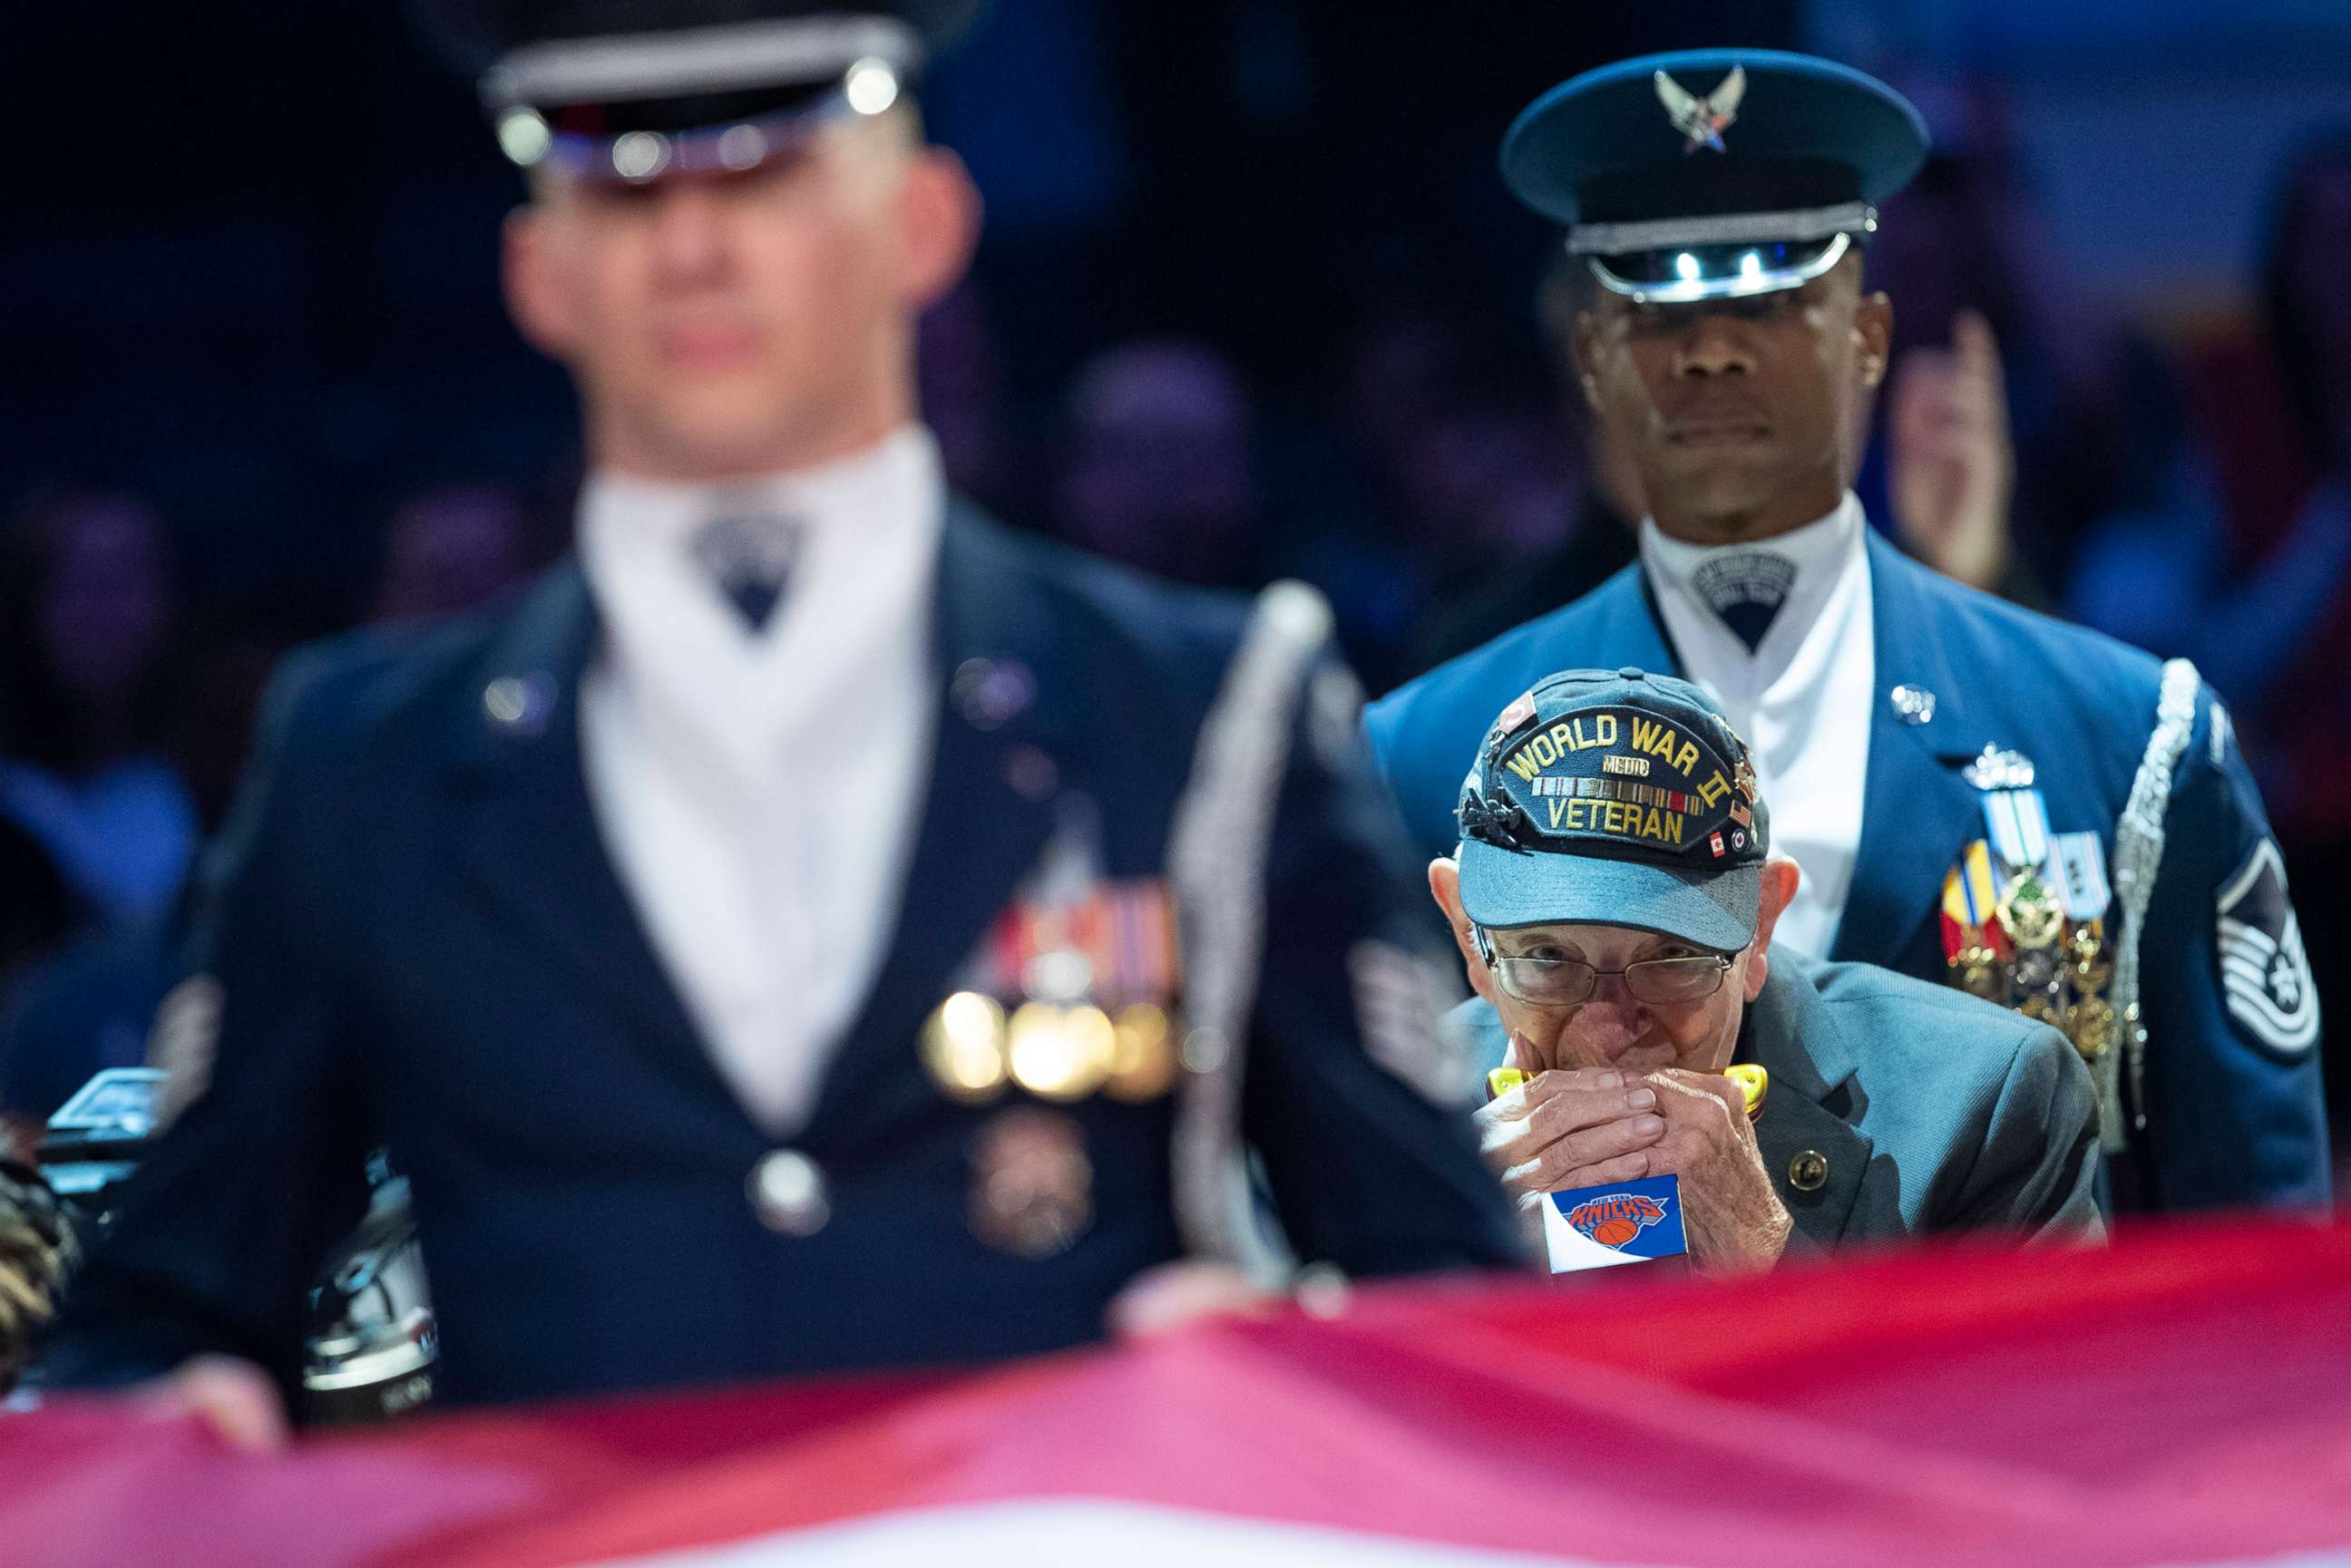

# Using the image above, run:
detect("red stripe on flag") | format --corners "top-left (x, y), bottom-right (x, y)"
top-left (12, 1221), bottom-right (2351, 1568)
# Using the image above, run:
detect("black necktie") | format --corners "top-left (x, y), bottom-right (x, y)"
top-left (690, 509), bottom-right (803, 632)
top-left (1692, 550), bottom-right (1797, 654)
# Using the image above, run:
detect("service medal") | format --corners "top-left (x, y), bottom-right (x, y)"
top-left (2069, 995), bottom-right (2116, 1062)
top-left (1942, 817), bottom-right (2120, 1065)
top-left (1996, 873), bottom-right (2064, 950)
top-left (1004, 1002), bottom-right (1116, 1101)
top-left (921, 991), bottom-right (1010, 1104)
top-left (1953, 946), bottom-right (2005, 1002)
top-left (968, 1108), bottom-right (1094, 1258)
top-left (1103, 1002), bottom-right (1179, 1103)
top-left (2069, 921), bottom-right (2113, 991)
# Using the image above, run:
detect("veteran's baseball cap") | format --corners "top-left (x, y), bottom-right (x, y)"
top-left (1455, 668), bottom-right (1769, 951)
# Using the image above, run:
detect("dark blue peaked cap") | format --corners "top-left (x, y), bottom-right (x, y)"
top-left (1501, 49), bottom-right (1928, 305)
top-left (412, 0), bottom-right (984, 183)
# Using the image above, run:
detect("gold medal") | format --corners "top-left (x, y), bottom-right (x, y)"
top-left (969, 1108), bottom-right (1094, 1258)
top-left (1104, 1002), bottom-right (1179, 1102)
top-left (921, 991), bottom-right (1009, 1104)
top-left (2069, 922), bottom-right (2112, 992)
top-left (1005, 1002), bottom-right (1116, 1101)
top-left (1952, 946), bottom-right (2005, 1002)
top-left (1996, 873), bottom-right (2063, 950)
top-left (2069, 996), bottom-right (2115, 1061)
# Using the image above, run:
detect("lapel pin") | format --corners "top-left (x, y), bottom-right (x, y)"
top-left (482, 674), bottom-right (553, 738)
top-left (1888, 684), bottom-right (1936, 726)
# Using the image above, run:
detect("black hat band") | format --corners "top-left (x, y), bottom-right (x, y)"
top-left (1567, 200), bottom-right (1873, 257)
top-left (480, 15), bottom-right (922, 112)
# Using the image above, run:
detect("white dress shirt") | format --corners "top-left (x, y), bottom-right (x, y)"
top-left (1640, 492), bottom-right (1875, 958)
top-left (577, 427), bottom-right (943, 1135)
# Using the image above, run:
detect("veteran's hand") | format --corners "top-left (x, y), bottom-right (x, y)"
top-left (1639, 1069), bottom-right (1790, 1274)
top-left (1474, 1035), bottom-right (1668, 1216)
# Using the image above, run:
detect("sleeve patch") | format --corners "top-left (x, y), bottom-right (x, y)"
top-left (146, 974), bottom-right (224, 1130)
top-left (1347, 940), bottom-right (1482, 1107)
top-left (2216, 841), bottom-right (2319, 1057)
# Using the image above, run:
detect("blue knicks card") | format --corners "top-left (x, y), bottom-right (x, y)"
top-left (1539, 1174), bottom-right (1689, 1272)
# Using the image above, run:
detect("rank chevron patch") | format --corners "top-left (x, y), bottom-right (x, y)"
top-left (2216, 840), bottom-right (2319, 1057)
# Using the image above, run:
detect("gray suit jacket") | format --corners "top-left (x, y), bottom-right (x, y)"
top-left (1458, 952), bottom-right (2107, 1249)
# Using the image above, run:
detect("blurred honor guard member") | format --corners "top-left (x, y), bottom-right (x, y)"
top-left (1441, 669), bottom-right (2102, 1267)
top-left (1368, 51), bottom-right (2328, 1214)
top-left (42, 0), bottom-right (1517, 1419)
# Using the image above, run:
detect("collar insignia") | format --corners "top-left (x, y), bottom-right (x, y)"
top-left (1962, 745), bottom-right (2038, 792)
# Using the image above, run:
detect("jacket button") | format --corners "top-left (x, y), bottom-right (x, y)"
top-left (1786, 1149), bottom-right (1829, 1193)
top-left (749, 1150), bottom-right (831, 1235)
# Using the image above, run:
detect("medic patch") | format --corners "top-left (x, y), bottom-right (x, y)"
top-left (2215, 840), bottom-right (2319, 1057)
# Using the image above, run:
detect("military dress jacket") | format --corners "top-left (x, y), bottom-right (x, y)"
top-left (1369, 531), bottom-right (2327, 1213)
top-left (1455, 951), bottom-right (2106, 1246)
top-left (47, 504), bottom-right (1521, 1408)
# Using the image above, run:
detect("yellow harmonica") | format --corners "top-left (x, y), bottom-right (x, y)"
top-left (1485, 1063), bottom-right (1768, 1121)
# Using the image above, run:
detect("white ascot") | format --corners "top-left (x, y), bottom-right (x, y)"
top-left (1640, 492), bottom-right (1875, 958)
top-left (577, 427), bottom-right (944, 1134)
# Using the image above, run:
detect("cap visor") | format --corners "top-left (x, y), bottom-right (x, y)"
top-left (1588, 232), bottom-right (1850, 305)
top-left (1457, 840), bottom-right (1760, 952)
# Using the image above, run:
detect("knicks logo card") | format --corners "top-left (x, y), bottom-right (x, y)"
top-left (1540, 1174), bottom-right (1689, 1272)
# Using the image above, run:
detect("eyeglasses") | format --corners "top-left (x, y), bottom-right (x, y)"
top-left (1488, 952), bottom-right (1733, 1008)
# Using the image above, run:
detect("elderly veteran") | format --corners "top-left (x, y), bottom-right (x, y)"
top-left (1428, 668), bottom-right (2105, 1270)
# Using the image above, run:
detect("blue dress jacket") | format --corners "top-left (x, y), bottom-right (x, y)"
top-left (46, 505), bottom-right (1520, 1408)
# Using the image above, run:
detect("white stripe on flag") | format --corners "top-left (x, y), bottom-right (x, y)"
top-left (574, 1501), bottom-right (2351, 1568)
top-left (580, 1499), bottom-right (1636, 1568)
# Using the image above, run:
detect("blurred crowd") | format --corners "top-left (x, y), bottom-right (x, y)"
top-left (3, 5), bottom-right (2349, 1149)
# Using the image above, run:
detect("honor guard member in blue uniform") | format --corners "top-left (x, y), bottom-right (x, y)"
top-left (42, 0), bottom-right (1519, 1427)
top-left (1439, 669), bottom-right (2102, 1262)
top-left (1367, 51), bottom-right (2327, 1216)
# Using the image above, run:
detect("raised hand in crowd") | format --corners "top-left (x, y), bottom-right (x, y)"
top-left (1888, 308), bottom-right (2016, 591)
